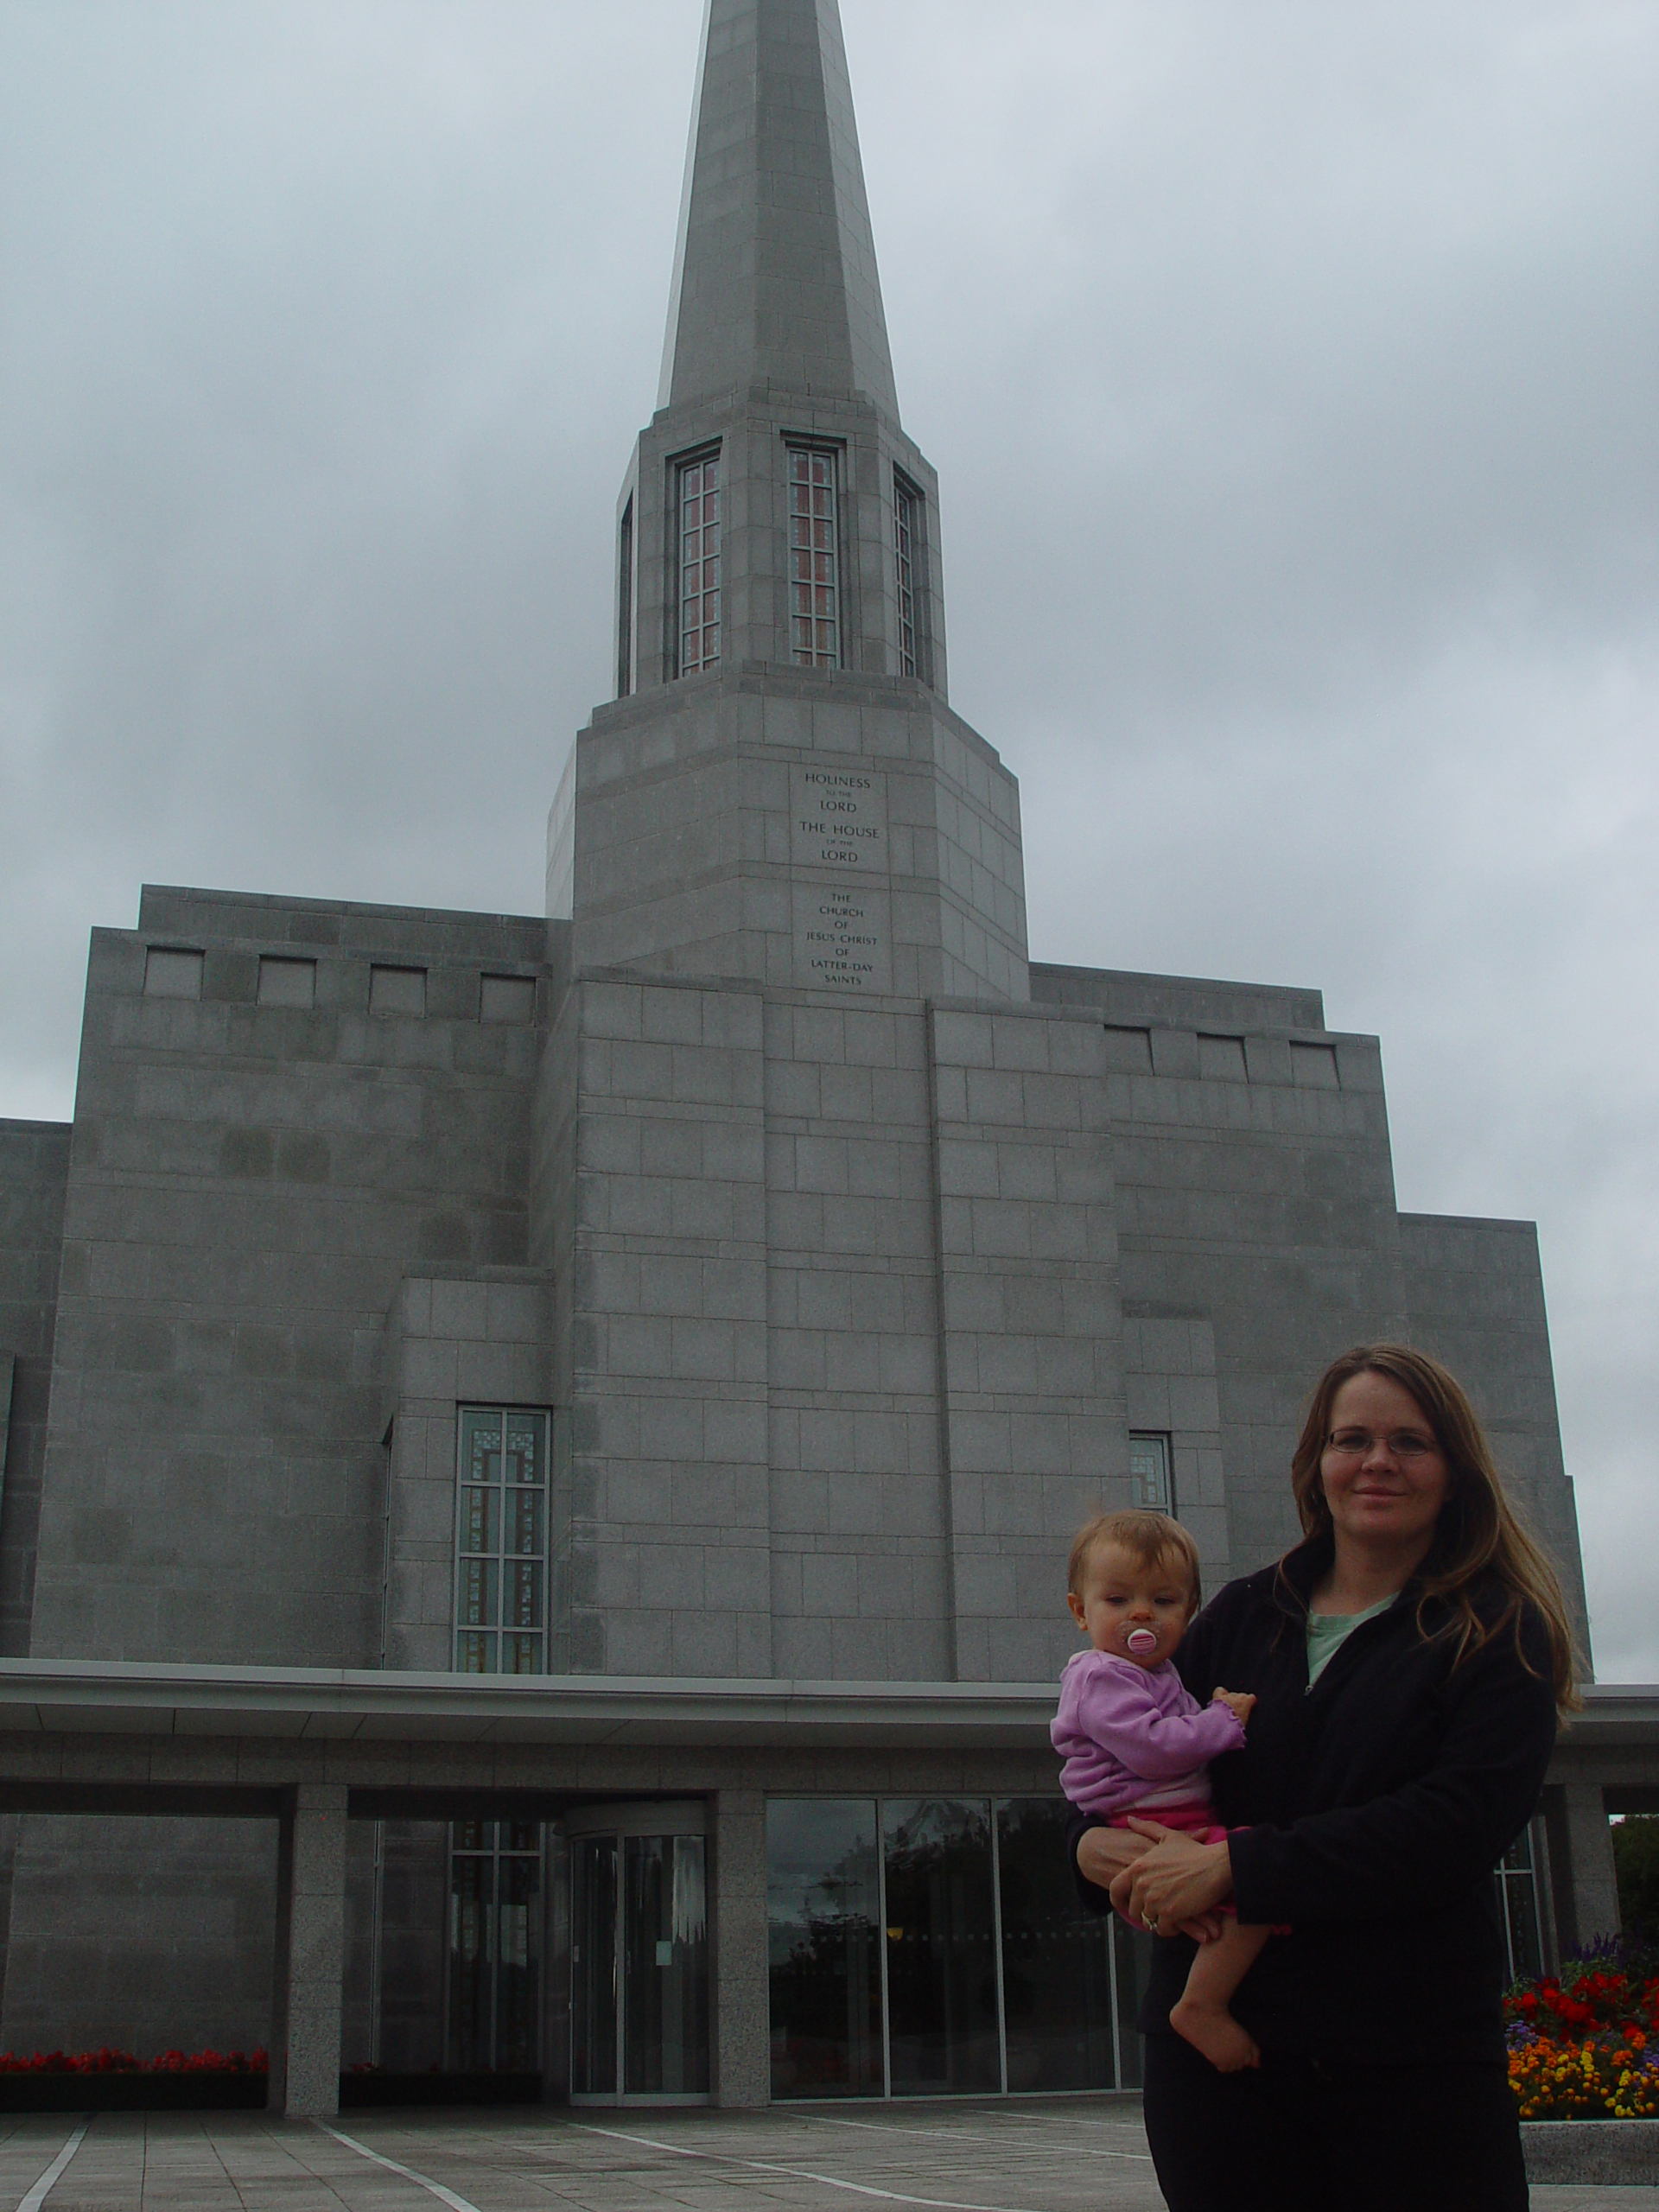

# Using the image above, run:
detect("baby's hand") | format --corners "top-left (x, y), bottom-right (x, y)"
top-left (1212, 1688), bottom-right (1256, 1726)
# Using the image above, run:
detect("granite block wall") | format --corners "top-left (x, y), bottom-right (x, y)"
top-left (1030, 961), bottom-right (1324, 1035)
top-left (764, 994), bottom-right (951, 1680)
top-left (1090, 1014), bottom-right (1407, 1569)
top-left (382, 1268), bottom-right (554, 1672)
top-left (0, 1814), bottom-right (277, 2059)
top-left (0, 1121), bottom-right (71, 1656)
top-left (561, 670), bottom-right (1026, 1005)
top-left (1122, 1315), bottom-right (1228, 1585)
top-left (556, 973), bottom-right (774, 1678)
top-left (928, 1001), bottom-right (1127, 1681)
top-left (1401, 1210), bottom-right (1592, 1656)
top-left (30, 887), bottom-right (549, 1668)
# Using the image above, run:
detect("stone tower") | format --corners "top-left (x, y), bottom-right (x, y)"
top-left (547, 0), bottom-right (1029, 1006)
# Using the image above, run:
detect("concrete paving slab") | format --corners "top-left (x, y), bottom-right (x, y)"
top-left (2, 2101), bottom-right (1654, 2211)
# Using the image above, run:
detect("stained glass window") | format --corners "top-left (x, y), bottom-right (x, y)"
top-left (454, 1408), bottom-right (549, 1675)
top-left (677, 452), bottom-right (721, 677)
top-left (1129, 1432), bottom-right (1174, 1514)
top-left (789, 448), bottom-right (841, 669)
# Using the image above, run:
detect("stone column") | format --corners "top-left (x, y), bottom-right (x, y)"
top-left (269, 1783), bottom-right (348, 2116)
top-left (711, 1789), bottom-right (768, 2108)
top-left (1549, 1778), bottom-right (1621, 1954)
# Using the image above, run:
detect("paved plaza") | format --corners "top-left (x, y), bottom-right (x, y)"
top-left (0, 2100), bottom-right (1648, 2212)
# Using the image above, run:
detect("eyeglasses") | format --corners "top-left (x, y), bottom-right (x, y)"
top-left (1324, 1428), bottom-right (1441, 1462)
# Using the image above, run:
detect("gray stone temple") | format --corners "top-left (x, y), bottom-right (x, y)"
top-left (0, 0), bottom-right (1651, 2116)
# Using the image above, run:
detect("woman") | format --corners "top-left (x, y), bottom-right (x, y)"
top-left (1071, 1344), bottom-right (1578, 2212)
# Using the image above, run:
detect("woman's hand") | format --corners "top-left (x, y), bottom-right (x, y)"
top-left (1075, 1824), bottom-right (1154, 1894)
top-left (1111, 1821), bottom-right (1234, 1939)
top-left (1077, 1823), bottom-right (1225, 1942)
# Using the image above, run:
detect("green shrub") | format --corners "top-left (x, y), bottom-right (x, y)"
top-left (1614, 1815), bottom-right (1659, 1937)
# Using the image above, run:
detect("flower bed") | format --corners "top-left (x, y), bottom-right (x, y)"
top-left (1507, 1945), bottom-right (1659, 2120)
top-left (0, 2047), bottom-right (266, 2075)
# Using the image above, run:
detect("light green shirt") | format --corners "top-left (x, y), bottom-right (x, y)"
top-left (1306, 1596), bottom-right (1395, 1687)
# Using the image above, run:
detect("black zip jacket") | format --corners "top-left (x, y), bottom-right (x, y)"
top-left (1068, 1534), bottom-right (1558, 2064)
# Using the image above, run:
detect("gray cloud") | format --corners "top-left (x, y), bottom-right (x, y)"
top-left (3, 0), bottom-right (1655, 1668)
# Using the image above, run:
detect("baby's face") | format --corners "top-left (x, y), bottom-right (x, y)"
top-left (1067, 1540), bottom-right (1194, 1669)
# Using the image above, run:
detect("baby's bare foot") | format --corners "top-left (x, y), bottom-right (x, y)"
top-left (1170, 1993), bottom-right (1262, 2073)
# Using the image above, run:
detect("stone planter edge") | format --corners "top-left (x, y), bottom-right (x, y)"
top-left (1522, 2119), bottom-right (1659, 2186)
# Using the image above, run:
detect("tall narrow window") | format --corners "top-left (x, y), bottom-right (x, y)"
top-left (1129, 1432), bottom-right (1174, 1514)
top-left (617, 495), bottom-right (634, 698)
top-left (789, 447), bottom-right (841, 669)
top-left (677, 451), bottom-right (721, 677)
top-left (454, 1407), bottom-right (549, 1674)
top-left (893, 471), bottom-right (924, 679)
top-left (1495, 1827), bottom-right (1545, 1981)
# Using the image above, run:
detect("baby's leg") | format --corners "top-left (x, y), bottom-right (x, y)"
top-left (1169, 1921), bottom-right (1271, 2074)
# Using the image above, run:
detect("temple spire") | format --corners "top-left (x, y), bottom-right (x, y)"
top-left (658, 0), bottom-right (899, 415)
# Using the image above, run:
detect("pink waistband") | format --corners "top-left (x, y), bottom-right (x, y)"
top-left (1109, 1799), bottom-right (1228, 1838)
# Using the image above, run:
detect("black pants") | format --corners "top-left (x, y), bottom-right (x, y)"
top-left (1141, 2031), bottom-right (1529, 2212)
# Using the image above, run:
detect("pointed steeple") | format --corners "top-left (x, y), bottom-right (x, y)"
top-left (550, 0), bottom-right (1028, 1008)
top-left (658, 0), bottom-right (899, 415)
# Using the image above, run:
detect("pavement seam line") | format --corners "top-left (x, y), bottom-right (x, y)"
top-left (16, 2120), bottom-right (89, 2212)
top-left (569, 2119), bottom-right (1047, 2211)
top-left (806, 2113), bottom-right (1154, 2162)
top-left (314, 2121), bottom-right (486, 2212)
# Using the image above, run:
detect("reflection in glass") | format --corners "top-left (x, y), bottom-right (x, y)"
top-left (447, 1822), bottom-right (542, 2072)
top-left (995, 1798), bottom-right (1116, 2091)
top-left (1112, 1917), bottom-right (1154, 2088)
top-left (767, 1799), bottom-right (883, 2099)
top-left (571, 1836), bottom-right (618, 2095)
top-left (623, 1836), bottom-right (709, 2094)
top-left (448, 1853), bottom-right (492, 2071)
top-left (497, 1853), bottom-right (541, 2069)
top-left (1497, 1827), bottom-right (1544, 1983)
top-left (883, 1799), bottom-right (1001, 2094)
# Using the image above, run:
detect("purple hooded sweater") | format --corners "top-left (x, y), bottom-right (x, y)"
top-left (1051, 1648), bottom-right (1247, 1817)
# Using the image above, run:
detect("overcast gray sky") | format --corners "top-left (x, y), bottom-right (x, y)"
top-left (3, 1), bottom-right (1655, 1673)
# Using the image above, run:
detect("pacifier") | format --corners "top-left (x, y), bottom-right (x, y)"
top-left (1126, 1628), bottom-right (1160, 1656)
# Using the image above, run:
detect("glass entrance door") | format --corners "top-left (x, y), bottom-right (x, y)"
top-left (568, 1814), bottom-right (710, 2102)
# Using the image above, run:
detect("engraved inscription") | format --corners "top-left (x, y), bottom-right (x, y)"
top-left (790, 766), bottom-right (888, 871)
top-left (791, 879), bottom-right (893, 993)
top-left (789, 765), bottom-right (893, 992)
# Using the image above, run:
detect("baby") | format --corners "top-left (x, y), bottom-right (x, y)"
top-left (1052, 1508), bottom-right (1270, 2071)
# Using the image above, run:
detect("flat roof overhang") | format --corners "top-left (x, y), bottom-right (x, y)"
top-left (0, 1660), bottom-right (1063, 1750)
top-left (0, 1661), bottom-right (1650, 1753)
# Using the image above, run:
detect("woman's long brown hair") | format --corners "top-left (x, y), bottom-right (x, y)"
top-left (1289, 1344), bottom-right (1581, 1710)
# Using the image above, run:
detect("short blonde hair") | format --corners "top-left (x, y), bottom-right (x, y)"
top-left (1067, 1510), bottom-right (1202, 1617)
